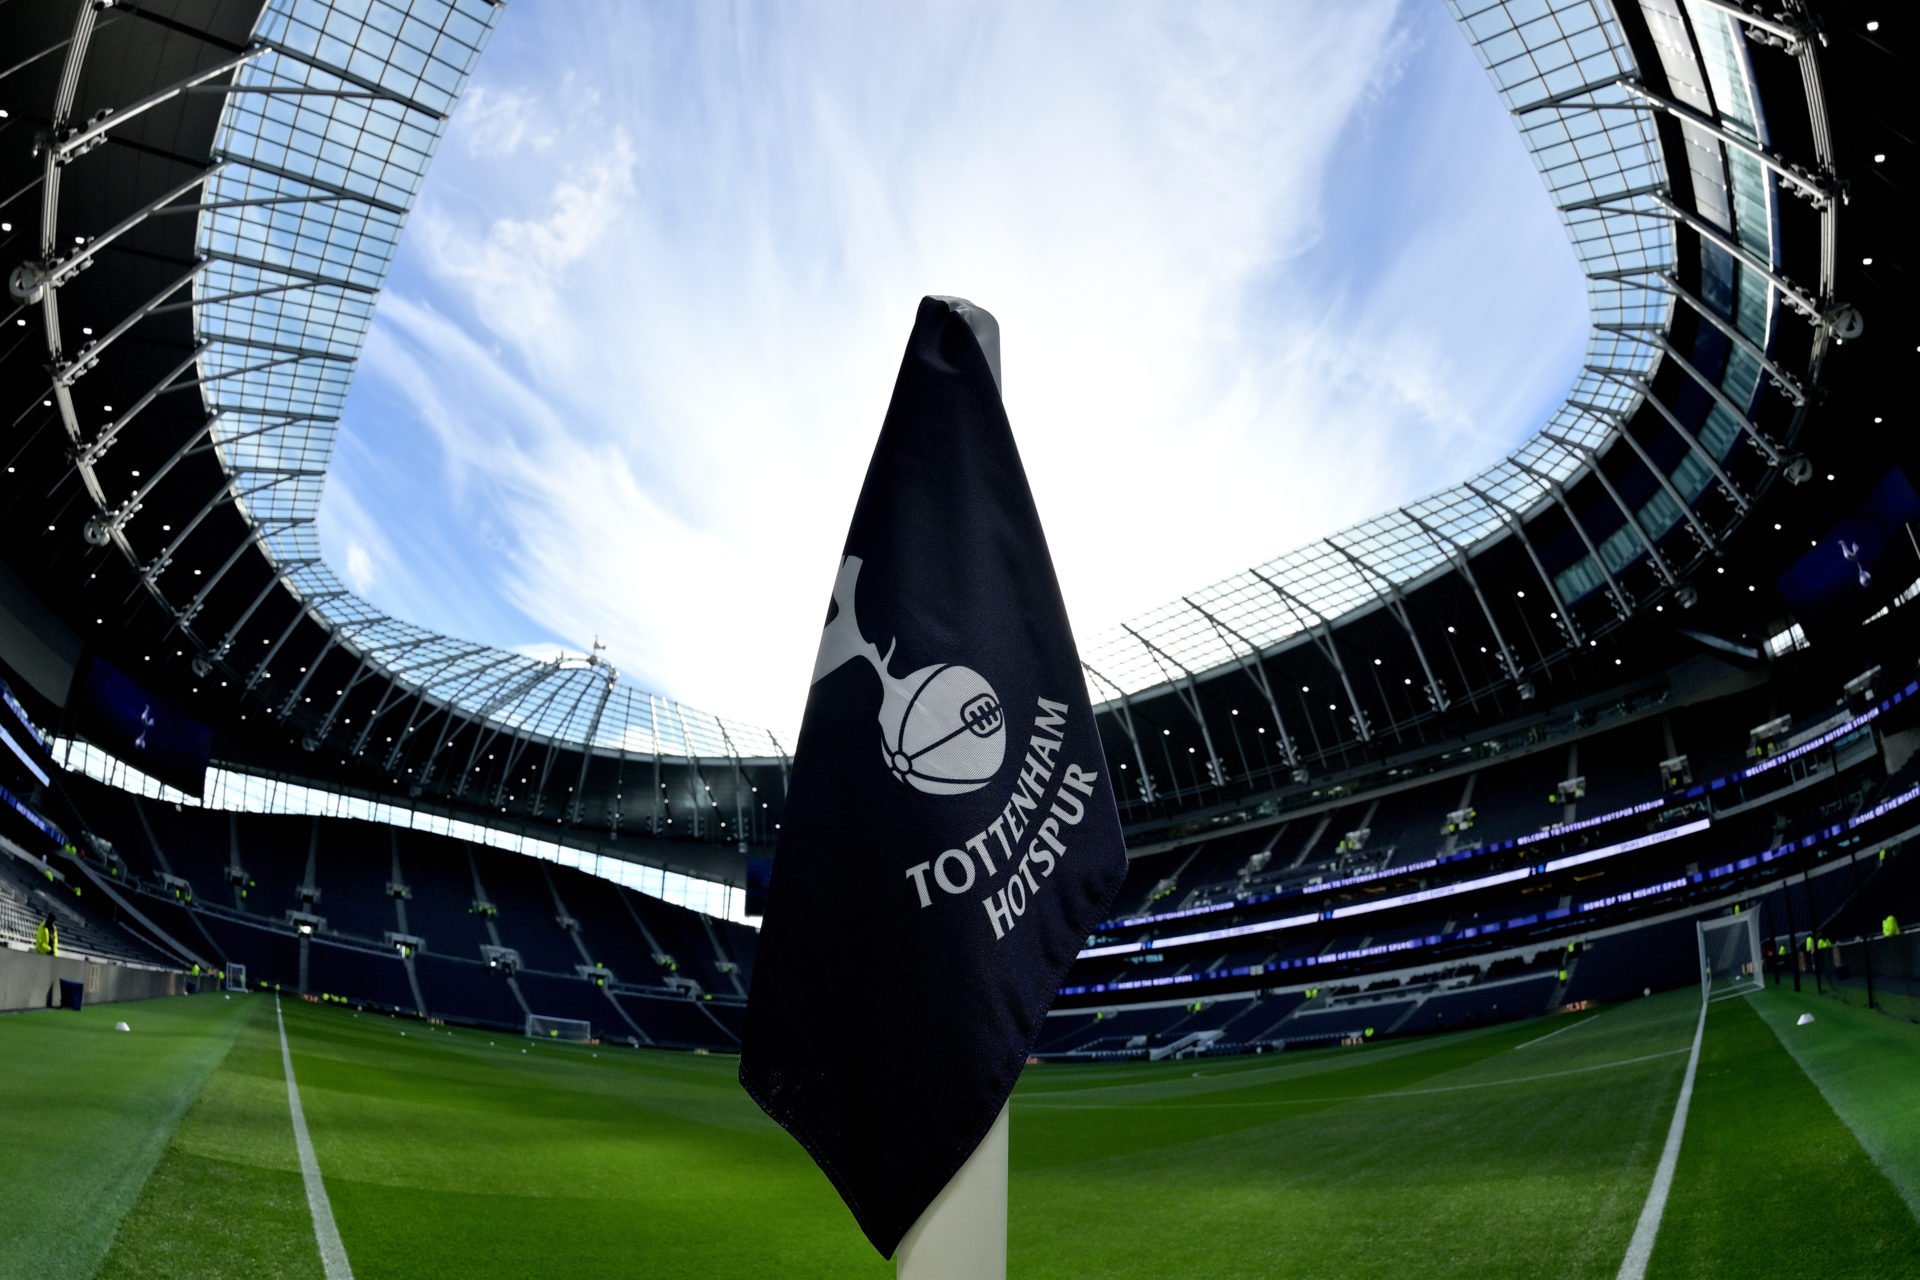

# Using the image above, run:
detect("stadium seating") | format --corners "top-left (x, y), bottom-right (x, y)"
top-left (514, 970), bottom-right (611, 1032)
top-left (311, 819), bottom-right (403, 944)
top-left (305, 939), bottom-right (417, 1012)
top-left (468, 846), bottom-right (586, 974)
top-left (413, 952), bottom-right (526, 1030)
top-left (613, 990), bottom-right (740, 1049)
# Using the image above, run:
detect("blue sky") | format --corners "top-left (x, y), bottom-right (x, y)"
top-left (318, 1), bottom-right (1589, 738)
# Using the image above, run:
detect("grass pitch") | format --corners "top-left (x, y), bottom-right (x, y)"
top-left (2, 985), bottom-right (1915, 1278)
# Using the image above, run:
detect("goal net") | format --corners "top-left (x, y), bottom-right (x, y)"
top-left (1698, 912), bottom-right (1762, 1001)
top-left (224, 962), bottom-right (247, 993)
top-left (526, 1013), bottom-right (592, 1042)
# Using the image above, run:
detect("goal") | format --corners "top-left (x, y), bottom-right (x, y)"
top-left (224, 962), bottom-right (247, 993)
top-left (526, 1013), bottom-right (592, 1042)
top-left (1698, 912), bottom-right (1762, 1001)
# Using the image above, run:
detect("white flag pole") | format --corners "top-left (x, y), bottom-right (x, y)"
top-left (896, 1101), bottom-right (1009, 1280)
top-left (896, 296), bottom-right (1008, 1280)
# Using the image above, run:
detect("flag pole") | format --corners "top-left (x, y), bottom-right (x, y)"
top-left (896, 1101), bottom-right (1009, 1279)
top-left (896, 296), bottom-right (1007, 1280)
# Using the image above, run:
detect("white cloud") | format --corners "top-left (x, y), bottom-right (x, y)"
top-left (344, 541), bottom-right (377, 594)
top-left (449, 84), bottom-right (553, 159)
top-left (335, 0), bottom-right (1588, 738)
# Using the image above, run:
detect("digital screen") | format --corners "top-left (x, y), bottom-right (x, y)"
top-left (1776, 467), bottom-right (1920, 618)
top-left (68, 655), bottom-right (214, 798)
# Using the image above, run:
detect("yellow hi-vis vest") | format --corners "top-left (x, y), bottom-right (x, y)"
top-left (34, 922), bottom-right (53, 955)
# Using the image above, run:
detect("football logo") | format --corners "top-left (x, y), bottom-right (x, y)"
top-left (811, 556), bottom-right (1007, 795)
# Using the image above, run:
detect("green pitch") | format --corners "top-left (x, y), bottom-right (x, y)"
top-left (2, 986), bottom-right (1916, 1278)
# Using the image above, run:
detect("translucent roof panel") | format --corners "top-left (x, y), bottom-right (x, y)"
top-left (190, 0), bottom-right (787, 762)
top-left (1083, 0), bottom-right (1682, 696)
top-left (187, 1), bottom-right (1761, 750)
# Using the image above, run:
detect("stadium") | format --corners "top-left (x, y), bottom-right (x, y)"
top-left (1, 0), bottom-right (1915, 1276)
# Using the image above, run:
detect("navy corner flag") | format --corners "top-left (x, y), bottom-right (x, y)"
top-left (740, 296), bottom-right (1128, 1256)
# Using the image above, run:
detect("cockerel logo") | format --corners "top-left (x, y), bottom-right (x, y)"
top-left (811, 556), bottom-right (1006, 795)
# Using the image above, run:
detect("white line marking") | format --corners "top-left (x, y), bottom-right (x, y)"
top-left (276, 996), bottom-right (355, 1280)
top-left (1021, 1048), bottom-right (1687, 1109)
top-left (1382, 1049), bottom-right (1686, 1099)
top-left (1616, 989), bottom-right (1710, 1280)
top-left (1516, 1015), bottom-right (1593, 1049)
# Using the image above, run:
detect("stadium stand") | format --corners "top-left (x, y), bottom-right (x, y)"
top-left (0, 0), bottom-right (1909, 1078)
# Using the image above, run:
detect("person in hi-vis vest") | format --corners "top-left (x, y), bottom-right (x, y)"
top-left (34, 914), bottom-right (58, 956)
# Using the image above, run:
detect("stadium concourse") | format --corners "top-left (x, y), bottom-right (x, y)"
top-left (1, 0), bottom-right (1917, 1278)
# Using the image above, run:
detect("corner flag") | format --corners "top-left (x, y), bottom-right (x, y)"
top-left (740, 296), bottom-right (1128, 1257)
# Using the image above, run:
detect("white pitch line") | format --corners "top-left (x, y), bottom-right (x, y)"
top-left (1019, 1047), bottom-right (1687, 1109)
top-left (1616, 990), bottom-right (1710, 1280)
top-left (1515, 1013), bottom-right (1595, 1049)
top-left (276, 996), bottom-right (355, 1280)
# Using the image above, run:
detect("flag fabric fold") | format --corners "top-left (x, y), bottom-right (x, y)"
top-left (740, 296), bottom-right (1128, 1257)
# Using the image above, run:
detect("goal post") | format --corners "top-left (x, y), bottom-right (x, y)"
top-left (1698, 912), bottom-right (1763, 1002)
top-left (224, 962), bottom-right (247, 993)
top-left (526, 1013), bottom-right (592, 1043)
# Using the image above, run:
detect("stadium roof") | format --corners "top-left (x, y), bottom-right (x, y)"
top-left (1086, 0), bottom-right (1677, 698)
top-left (169, 0), bottom-right (1810, 739)
top-left (1, 0), bottom-right (1875, 852)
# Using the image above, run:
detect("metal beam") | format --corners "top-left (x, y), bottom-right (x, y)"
top-left (492, 672), bottom-right (585, 807)
top-left (206, 556), bottom-right (313, 658)
top-left (56, 259), bottom-right (206, 382)
top-left (567, 675), bottom-right (619, 822)
top-left (347, 642), bottom-right (491, 757)
top-left (1688, 0), bottom-right (1815, 51)
top-left (1621, 382), bottom-right (1750, 513)
top-left (152, 276), bottom-right (348, 315)
top-left (1648, 334), bottom-right (1782, 463)
top-left (672, 702), bottom-right (707, 839)
top-left (1181, 597), bottom-right (1300, 768)
top-left (1652, 191), bottom-right (1825, 322)
top-left (1398, 506), bottom-right (1527, 686)
top-left (30, 163), bottom-right (225, 297)
top-left (51, 49), bottom-right (264, 162)
top-left (1564, 395), bottom-right (1733, 541)
top-left (256, 39), bottom-right (449, 122)
top-left (528, 676), bottom-right (601, 816)
top-left (1464, 481), bottom-right (1584, 647)
top-left (1083, 663), bottom-right (1157, 802)
top-left (78, 344), bottom-right (210, 464)
top-left (1510, 74), bottom-right (1631, 115)
top-left (383, 651), bottom-right (520, 774)
top-left (315, 631), bottom-right (436, 738)
top-left (1247, 567), bottom-right (1371, 743)
top-left (201, 248), bottom-right (382, 291)
top-left (1615, 78), bottom-right (1834, 205)
top-left (1648, 270), bottom-right (1805, 404)
top-left (1509, 459), bottom-right (1633, 618)
top-left (1557, 182), bottom-right (1667, 213)
top-left (275, 610), bottom-right (393, 718)
top-left (438, 662), bottom-right (563, 791)
top-left (1606, 419), bottom-right (1725, 553)
top-left (1540, 433), bottom-right (1676, 584)
top-left (1121, 625), bottom-right (1225, 787)
top-left (1324, 537), bottom-right (1450, 712)
top-left (200, 333), bottom-right (357, 364)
